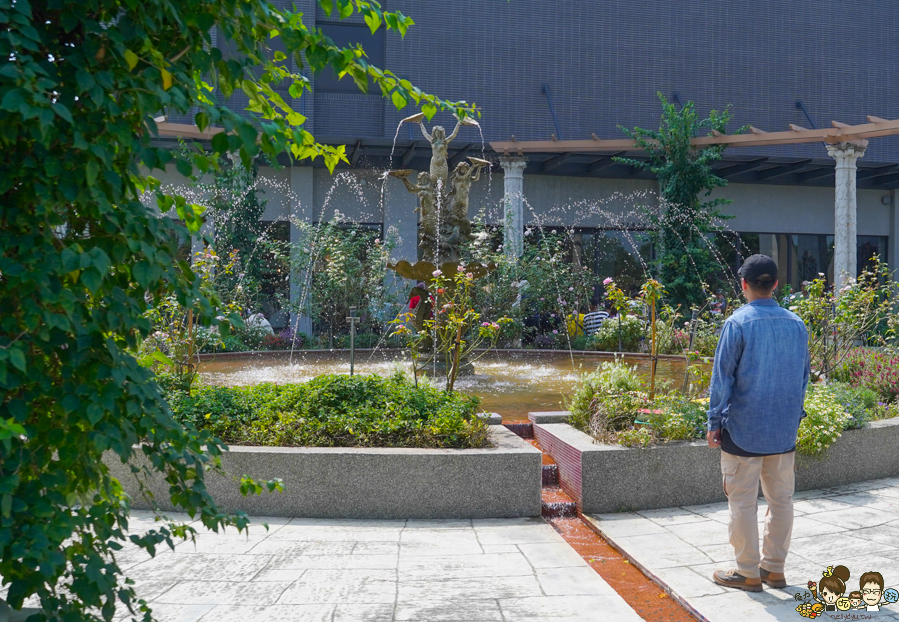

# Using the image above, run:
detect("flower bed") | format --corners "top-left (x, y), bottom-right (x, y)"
top-left (164, 373), bottom-right (489, 449)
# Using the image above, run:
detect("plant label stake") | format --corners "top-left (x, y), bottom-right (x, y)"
top-left (346, 306), bottom-right (360, 376)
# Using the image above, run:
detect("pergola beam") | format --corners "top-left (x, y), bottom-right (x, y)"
top-left (490, 117), bottom-right (899, 154)
top-left (795, 166), bottom-right (835, 183)
top-left (448, 143), bottom-right (473, 168)
top-left (754, 159), bottom-right (813, 181)
top-left (714, 157), bottom-right (769, 178)
top-left (541, 152), bottom-right (573, 172)
top-left (399, 143), bottom-right (417, 168)
top-left (586, 153), bottom-right (625, 176)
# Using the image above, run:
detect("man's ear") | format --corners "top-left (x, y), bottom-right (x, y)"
top-left (740, 278), bottom-right (748, 291)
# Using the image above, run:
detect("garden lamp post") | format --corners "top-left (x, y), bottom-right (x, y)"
top-left (347, 306), bottom-right (360, 376)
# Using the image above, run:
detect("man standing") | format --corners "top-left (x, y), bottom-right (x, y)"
top-left (707, 255), bottom-right (810, 592)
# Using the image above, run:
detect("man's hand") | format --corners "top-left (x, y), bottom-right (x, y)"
top-left (707, 430), bottom-right (721, 448)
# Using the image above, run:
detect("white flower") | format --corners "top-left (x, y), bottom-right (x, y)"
top-left (432, 270), bottom-right (442, 277)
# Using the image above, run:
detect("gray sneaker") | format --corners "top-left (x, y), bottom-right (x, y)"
top-left (713, 569), bottom-right (763, 592)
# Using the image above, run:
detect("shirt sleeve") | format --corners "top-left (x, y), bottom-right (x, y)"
top-left (800, 324), bottom-right (810, 417)
top-left (707, 320), bottom-right (743, 432)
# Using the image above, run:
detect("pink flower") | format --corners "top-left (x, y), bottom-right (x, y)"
top-left (552, 330), bottom-right (558, 334)
top-left (568, 287), bottom-right (574, 291)
top-left (482, 322), bottom-right (490, 327)
top-left (466, 272), bottom-right (473, 278)
top-left (603, 277), bottom-right (613, 286)
top-left (432, 269), bottom-right (442, 277)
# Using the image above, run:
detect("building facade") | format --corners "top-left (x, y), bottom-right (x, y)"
top-left (158, 0), bottom-right (899, 323)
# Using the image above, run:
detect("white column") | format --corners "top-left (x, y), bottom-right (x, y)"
top-left (500, 156), bottom-right (527, 258)
top-left (827, 141), bottom-right (867, 291)
top-left (289, 165), bottom-right (314, 338)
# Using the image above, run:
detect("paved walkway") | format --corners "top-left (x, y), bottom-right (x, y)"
top-left (107, 514), bottom-right (642, 622)
top-left (585, 476), bottom-right (899, 622)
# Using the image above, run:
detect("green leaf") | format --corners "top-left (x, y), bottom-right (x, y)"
top-left (124, 49), bottom-right (139, 70)
top-left (211, 132), bottom-right (229, 154)
top-left (319, 0), bottom-right (333, 16)
top-left (0, 88), bottom-right (25, 112)
top-left (363, 11), bottom-right (382, 33)
top-left (421, 102), bottom-right (437, 121)
top-left (176, 157), bottom-right (193, 177)
top-left (1, 494), bottom-right (11, 519)
top-left (390, 89), bottom-right (406, 110)
top-left (151, 351), bottom-right (174, 366)
top-left (8, 348), bottom-right (25, 373)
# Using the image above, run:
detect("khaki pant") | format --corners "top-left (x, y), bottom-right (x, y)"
top-left (720, 450), bottom-right (795, 578)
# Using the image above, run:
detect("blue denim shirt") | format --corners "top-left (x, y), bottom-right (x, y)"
top-left (707, 298), bottom-right (810, 454)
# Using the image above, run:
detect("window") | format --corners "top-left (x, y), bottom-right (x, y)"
top-left (737, 232), bottom-right (887, 291)
top-left (315, 23), bottom-right (385, 94)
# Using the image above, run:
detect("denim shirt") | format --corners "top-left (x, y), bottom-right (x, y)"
top-left (707, 298), bottom-right (810, 454)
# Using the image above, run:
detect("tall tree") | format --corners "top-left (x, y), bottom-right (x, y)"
top-left (0, 1), bottom-right (473, 619)
top-left (618, 94), bottom-right (737, 309)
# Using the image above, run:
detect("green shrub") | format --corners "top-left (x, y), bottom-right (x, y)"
top-left (798, 385), bottom-right (851, 455)
top-left (587, 315), bottom-right (644, 352)
top-left (567, 360), bottom-right (647, 433)
top-left (651, 395), bottom-right (707, 441)
top-left (166, 374), bottom-right (488, 449)
top-left (615, 427), bottom-right (656, 448)
top-left (827, 382), bottom-right (878, 430)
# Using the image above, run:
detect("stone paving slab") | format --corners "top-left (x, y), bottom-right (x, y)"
top-left (586, 476), bottom-right (899, 622)
top-left (87, 514), bottom-right (645, 622)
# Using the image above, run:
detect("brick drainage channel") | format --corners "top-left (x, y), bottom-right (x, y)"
top-left (506, 422), bottom-right (697, 622)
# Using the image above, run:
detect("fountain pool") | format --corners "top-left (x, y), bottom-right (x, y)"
top-left (198, 350), bottom-right (699, 420)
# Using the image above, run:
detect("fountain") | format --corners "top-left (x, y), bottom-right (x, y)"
top-left (386, 113), bottom-right (496, 376)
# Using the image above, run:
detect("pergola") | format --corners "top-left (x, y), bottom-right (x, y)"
top-left (489, 117), bottom-right (899, 289)
top-left (156, 118), bottom-right (899, 289)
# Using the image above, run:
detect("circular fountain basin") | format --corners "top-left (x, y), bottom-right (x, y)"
top-left (198, 350), bottom-right (697, 421)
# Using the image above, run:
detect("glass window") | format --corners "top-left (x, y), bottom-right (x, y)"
top-left (858, 236), bottom-right (887, 275)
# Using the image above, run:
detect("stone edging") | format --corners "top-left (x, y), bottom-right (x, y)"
top-left (105, 426), bottom-right (541, 519)
top-left (194, 349), bottom-right (689, 362)
top-left (529, 412), bottom-right (899, 514)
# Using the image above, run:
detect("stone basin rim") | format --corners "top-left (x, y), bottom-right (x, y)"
top-left (195, 348), bottom-right (691, 362)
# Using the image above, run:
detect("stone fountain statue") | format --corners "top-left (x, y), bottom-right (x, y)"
top-left (387, 114), bottom-right (495, 376)
top-left (390, 115), bottom-right (490, 266)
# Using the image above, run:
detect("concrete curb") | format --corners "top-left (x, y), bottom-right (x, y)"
top-left (528, 411), bottom-right (571, 424)
top-left (533, 415), bottom-right (899, 514)
top-left (106, 426), bottom-right (542, 519)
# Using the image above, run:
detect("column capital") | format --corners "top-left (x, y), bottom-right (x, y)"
top-left (826, 140), bottom-right (868, 161)
top-left (499, 156), bottom-right (528, 177)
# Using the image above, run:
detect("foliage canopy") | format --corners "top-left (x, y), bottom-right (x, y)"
top-left (0, 0), bottom-right (471, 619)
top-left (618, 94), bottom-right (738, 308)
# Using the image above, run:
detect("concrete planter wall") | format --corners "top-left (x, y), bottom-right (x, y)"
top-left (106, 426), bottom-right (542, 519)
top-left (531, 413), bottom-right (899, 514)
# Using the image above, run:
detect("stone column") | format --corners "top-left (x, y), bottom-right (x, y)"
top-left (500, 156), bottom-right (527, 258)
top-left (827, 141), bottom-right (867, 291)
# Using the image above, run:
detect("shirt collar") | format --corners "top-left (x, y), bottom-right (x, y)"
top-left (750, 298), bottom-right (778, 306)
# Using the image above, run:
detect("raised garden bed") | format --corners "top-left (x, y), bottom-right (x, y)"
top-left (106, 425), bottom-right (542, 519)
top-left (530, 412), bottom-right (899, 514)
